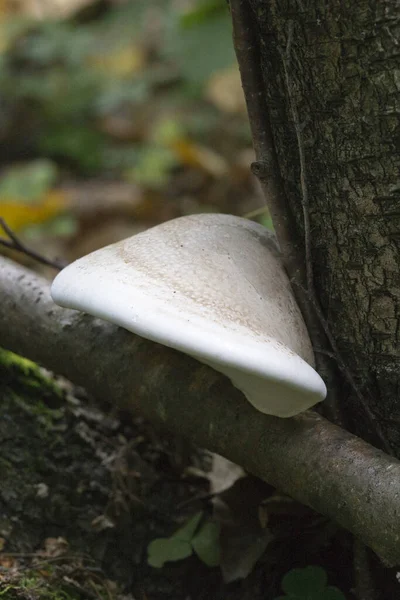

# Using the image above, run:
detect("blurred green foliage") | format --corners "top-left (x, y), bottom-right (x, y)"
top-left (0, 159), bottom-right (57, 202)
top-left (0, 0), bottom-right (235, 175)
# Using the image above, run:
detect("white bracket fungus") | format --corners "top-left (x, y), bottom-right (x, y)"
top-left (51, 213), bottom-right (326, 417)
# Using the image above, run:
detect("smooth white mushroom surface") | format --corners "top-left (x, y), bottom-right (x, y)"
top-left (51, 213), bottom-right (326, 417)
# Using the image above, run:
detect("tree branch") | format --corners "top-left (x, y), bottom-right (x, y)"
top-left (0, 256), bottom-right (400, 565)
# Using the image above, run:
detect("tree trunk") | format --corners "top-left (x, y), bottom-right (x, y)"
top-left (243, 0), bottom-right (399, 451)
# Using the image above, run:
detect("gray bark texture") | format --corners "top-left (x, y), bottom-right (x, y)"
top-left (1, 257), bottom-right (400, 565)
top-left (244, 0), bottom-right (400, 448)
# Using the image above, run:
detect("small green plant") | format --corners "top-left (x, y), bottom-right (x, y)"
top-left (275, 566), bottom-right (346, 600)
top-left (147, 511), bottom-right (220, 568)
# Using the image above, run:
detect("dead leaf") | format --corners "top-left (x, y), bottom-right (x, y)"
top-left (208, 454), bottom-right (245, 495)
top-left (213, 475), bottom-right (275, 581)
top-left (42, 536), bottom-right (69, 557)
top-left (219, 525), bottom-right (272, 582)
top-left (170, 138), bottom-right (229, 177)
top-left (0, 555), bottom-right (16, 569)
top-left (91, 514), bottom-right (115, 532)
top-left (205, 66), bottom-right (247, 115)
top-left (35, 482), bottom-right (49, 499)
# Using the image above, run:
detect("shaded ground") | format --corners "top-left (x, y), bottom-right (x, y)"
top-left (0, 348), bottom-right (370, 600)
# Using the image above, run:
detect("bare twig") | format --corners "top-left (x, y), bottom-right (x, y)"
top-left (62, 576), bottom-right (101, 600)
top-left (229, 0), bottom-right (301, 279)
top-left (0, 218), bottom-right (65, 271)
top-left (1, 255), bottom-right (400, 565)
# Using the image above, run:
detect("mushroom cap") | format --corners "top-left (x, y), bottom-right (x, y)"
top-left (51, 213), bottom-right (326, 417)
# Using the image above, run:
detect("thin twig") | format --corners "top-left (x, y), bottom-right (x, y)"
top-left (62, 576), bottom-right (101, 600)
top-left (0, 218), bottom-right (65, 270)
top-left (230, 0), bottom-right (330, 363)
top-left (242, 205), bottom-right (269, 219)
top-left (281, 22), bottom-right (392, 455)
top-left (229, 0), bottom-right (301, 278)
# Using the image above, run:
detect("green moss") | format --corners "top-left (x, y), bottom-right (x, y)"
top-left (20, 575), bottom-right (74, 599)
top-left (0, 348), bottom-right (65, 472)
top-left (0, 570), bottom-right (79, 600)
top-left (0, 348), bottom-right (43, 383)
top-left (0, 348), bottom-right (62, 397)
top-left (0, 349), bottom-right (37, 371)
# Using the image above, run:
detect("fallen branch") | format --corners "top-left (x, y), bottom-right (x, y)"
top-left (1, 255), bottom-right (400, 565)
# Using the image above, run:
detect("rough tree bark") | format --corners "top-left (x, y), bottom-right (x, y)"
top-left (235, 0), bottom-right (399, 451)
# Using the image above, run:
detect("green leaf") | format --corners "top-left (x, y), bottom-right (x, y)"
top-left (0, 160), bottom-right (57, 202)
top-left (172, 511), bottom-right (204, 542)
top-left (322, 587), bottom-right (347, 600)
top-left (95, 80), bottom-right (149, 115)
top-left (260, 213), bottom-right (275, 232)
top-left (147, 512), bottom-right (205, 569)
top-left (147, 537), bottom-right (192, 568)
top-left (276, 566), bottom-right (347, 600)
top-left (40, 127), bottom-right (105, 172)
top-left (282, 566), bottom-right (328, 596)
top-left (192, 521), bottom-right (220, 567)
top-left (180, 0), bottom-right (225, 28)
top-left (24, 214), bottom-right (78, 238)
top-left (165, 12), bottom-right (236, 85)
top-left (129, 146), bottom-right (178, 189)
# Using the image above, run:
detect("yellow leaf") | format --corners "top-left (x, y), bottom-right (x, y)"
top-left (205, 66), bottom-right (247, 115)
top-left (0, 190), bottom-right (66, 231)
top-left (88, 44), bottom-right (145, 78)
top-left (169, 138), bottom-right (228, 177)
top-left (150, 117), bottom-right (228, 177)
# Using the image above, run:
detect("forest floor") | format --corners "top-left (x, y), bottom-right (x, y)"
top-left (0, 349), bottom-right (358, 600)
